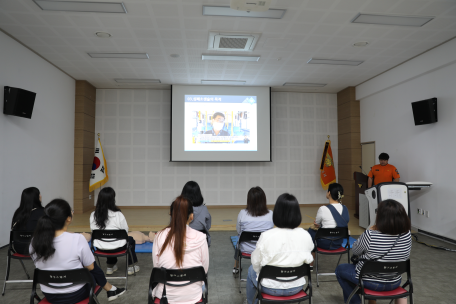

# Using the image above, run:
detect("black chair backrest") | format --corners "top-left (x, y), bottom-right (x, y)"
top-left (258, 264), bottom-right (310, 284)
top-left (91, 229), bottom-right (128, 242)
top-left (238, 231), bottom-right (262, 244)
top-left (148, 267), bottom-right (208, 304)
top-left (10, 230), bottom-right (34, 250)
top-left (359, 260), bottom-right (409, 278)
top-left (315, 227), bottom-right (349, 241)
top-left (31, 268), bottom-right (96, 304)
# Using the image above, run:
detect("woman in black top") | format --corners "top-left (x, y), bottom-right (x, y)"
top-left (11, 187), bottom-right (45, 253)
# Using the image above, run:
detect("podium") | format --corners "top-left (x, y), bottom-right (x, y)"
top-left (364, 182), bottom-right (410, 229)
top-left (353, 172), bottom-right (368, 219)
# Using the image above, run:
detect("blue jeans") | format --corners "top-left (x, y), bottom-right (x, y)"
top-left (246, 265), bottom-right (304, 304)
top-left (335, 263), bottom-right (401, 304)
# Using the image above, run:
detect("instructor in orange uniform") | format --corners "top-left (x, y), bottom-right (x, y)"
top-left (367, 152), bottom-right (400, 188)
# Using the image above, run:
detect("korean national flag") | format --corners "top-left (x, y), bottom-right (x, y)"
top-left (89, 138), bottom-right (109, 192)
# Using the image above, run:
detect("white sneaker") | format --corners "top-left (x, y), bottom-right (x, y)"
top-left (106, 265), bottom-right (118, 275)
top-left (128, 265), bottom-right (140, 275)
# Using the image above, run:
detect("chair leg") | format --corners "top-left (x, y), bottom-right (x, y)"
top-left (125, 254), bottom-right (128, 290)
top-left (2, 256), bottom-right (11, 296)
top-left (238, 257), bottom-right (242, 293)
top-left (346, 286), bottom-right (359, 304)
top-left (410, 293), bottom-right (414, 304)
top-left (96, 256), bottom-right (101, 267)
top-left (315, 252), bottom-right (319, 287)
top-left (128, 248), bottom-right (136, 276)
top-left (336, 254), bottom-right (343, 267)
top-left (19, 259), bottom-right (31, 279)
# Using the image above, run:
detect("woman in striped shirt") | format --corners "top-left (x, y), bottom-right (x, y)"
top-left (335, 199), bottom-right (412, 304)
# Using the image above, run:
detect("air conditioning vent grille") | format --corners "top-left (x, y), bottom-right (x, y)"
top-left (219, 37), bottom-right (249, 49)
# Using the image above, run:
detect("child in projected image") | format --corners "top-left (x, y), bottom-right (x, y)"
top-left (204, 112), bottom-right (230, 136)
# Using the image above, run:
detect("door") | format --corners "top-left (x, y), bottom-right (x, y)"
top-left (361, 142), bottom-right (375, 175)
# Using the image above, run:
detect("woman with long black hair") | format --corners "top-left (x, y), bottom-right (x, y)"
top-left (11, 187), bottom-right (45, 253)
top-left (181, 181), bottom-right (212, 246)
top-left (30, 199), bottom-right (125, 303)
top-left (152, 196), bottom-right (209, 304)
top-left (90, 187), bottom-right (139, 275)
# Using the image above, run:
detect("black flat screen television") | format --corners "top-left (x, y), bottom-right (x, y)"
top-left (411, 97), bottom-right (437, 126)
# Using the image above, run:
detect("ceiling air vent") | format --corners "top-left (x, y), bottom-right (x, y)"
top-left (230, 0), bottom-right (271, 12)
top-left (208, 31), bottom-right (261, 52)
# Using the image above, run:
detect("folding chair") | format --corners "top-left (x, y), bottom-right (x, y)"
top-left (30, 268), bottom-right (102, 304)
top-left (2, 230), bottom-right (34, 295)
top-left (237, 231), bottom-right (262, 293)
top-left (148, 266), bottom-right (208, 304)
top-left (346, 260), bottom-right (413, 304)
top-left (314, 227), bottom-right (350, 287)
top-left (90, 230), bottom-right (135, 290)
top-left (256, 264), bottom-right (312, 304)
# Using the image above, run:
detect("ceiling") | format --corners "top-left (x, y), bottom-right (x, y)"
top-left (1, 0), bottom-right (456, 93)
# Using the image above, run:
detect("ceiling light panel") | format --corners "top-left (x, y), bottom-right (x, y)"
top-left (203, 6), bottom-right (286, 19)
top-left (115, 79), bottom-right (161, 83)
top-left (307, 58), bottom-right (364, 66)
top-left (33, 0), bottom-right (127, 13)
top-left (201, 80), bottom-right (246, 85)
top-left (202, 54), bottom-right (260, 62)
top-left (283, 83), bottom-right (327, 87)
top-left (351, 13), bottom-right (434, 27)
top-left (88, 53), bottom-right (149, 59)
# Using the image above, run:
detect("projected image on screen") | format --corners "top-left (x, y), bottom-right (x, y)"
top-left (184, 95), bottom-right (257, 152)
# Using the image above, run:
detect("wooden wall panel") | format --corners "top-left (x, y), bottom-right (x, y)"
top-left (74, 80), bottom-right (96, 214)
top-left (75, 96), bottom-right (96, 117)
top-left (337, 86), bottom-right (360, 212)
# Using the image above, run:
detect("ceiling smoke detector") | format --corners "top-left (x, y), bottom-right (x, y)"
top-left (208, 31), bottom-right (261, 52)
top-left (230, 0), bottom-right (271, 12)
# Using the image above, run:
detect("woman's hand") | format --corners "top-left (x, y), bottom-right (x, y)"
top-left (313, 221), bottom-right (320, 228)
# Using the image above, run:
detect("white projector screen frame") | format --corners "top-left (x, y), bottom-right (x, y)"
top-left (171, 85), bottom-right (271, 162)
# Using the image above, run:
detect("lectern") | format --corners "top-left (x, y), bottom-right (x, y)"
top-left (353, 172), bottom-right (368, 219)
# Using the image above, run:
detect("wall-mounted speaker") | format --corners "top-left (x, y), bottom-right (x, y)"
top-left (411, 97), bottom-right (437, 126)
top-left (3, 86), bottom-right (37, 119)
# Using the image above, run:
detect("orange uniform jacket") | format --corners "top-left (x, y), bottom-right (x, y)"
top-left (368, 164), bottom-right (400, 185)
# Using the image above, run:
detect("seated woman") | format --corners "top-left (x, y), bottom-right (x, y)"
top-left (234, 186), bottom-right (274, 275)
top-left (246, 193), bottom-right (314, 304)
top-left (181, 181), bottom-right (212, 246)
top-left (30, 199), bottom-right (125, 303)
top-left (11, 187), bottom-right (45, 254)
top-left (90, 187), bottom-right (139, 275)
top-left (308, 183), bottom-right (349, 250)
top-left (152, 196), bottom-right (209, 304)
top-left (335, 199), bottom-right (412, 304)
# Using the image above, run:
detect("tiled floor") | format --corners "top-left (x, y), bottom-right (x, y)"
top-left (1, 231), bottom-right (455, 303)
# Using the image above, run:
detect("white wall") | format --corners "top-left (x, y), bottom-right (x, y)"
top-left (357, 38), bottom-right (456, 240)
top-left (0, 31), bottom-right (75, 246)
top-left (95, 89), bottom-right (338, 207)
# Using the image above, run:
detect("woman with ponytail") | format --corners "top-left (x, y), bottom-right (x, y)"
top-left (11, 187), bottom-right (45, 253)
top-left (152, 196), bottom-right (209, 304)
top-left (90, 187), bottom-right (139, 275)
top-left (308, 183), bottom-right (350, 250)
top-left (30, 199), bottom-right (125, 303)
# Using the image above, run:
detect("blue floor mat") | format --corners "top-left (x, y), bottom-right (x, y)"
top-left (88, 241), bottom-right (153, 253)
top-left (231, 236), bottom-right (356, 249)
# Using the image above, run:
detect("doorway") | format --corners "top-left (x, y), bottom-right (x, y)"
top-left (361, 142), bottom-right (375, 175)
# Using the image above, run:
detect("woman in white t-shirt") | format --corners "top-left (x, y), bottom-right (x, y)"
top-left (30, 199), bottom-right (125, 303)
top-left (246, 193), bottom-right (314, 304)
top-left (90, 187), bottom-right (139, 275)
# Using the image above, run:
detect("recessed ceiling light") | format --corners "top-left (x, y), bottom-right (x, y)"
top-left (203, 6), bottom-right (286, 19)
top-left (351, 13), bottom-right (434, 27)
top-left (115, 79), bottom-right (161, 83)
top-left (95, 32), bottom-right (112, 38)
top-left (353, 41), bottom-right (369, 47)
top-left (170, 54), bottom-right (180, 58)
top-left (201, 80), bottom-right (246, 85)
top-left (283, 83), bottom-right (327, 87)
top-left (87, 53), bottom-right (149, 59)
top-left (307, 58), bottom-right (364, 66)
top-left (202, 54), bottom-right (260, 62)
top-left (33, 0), bottom-right (127, 13)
